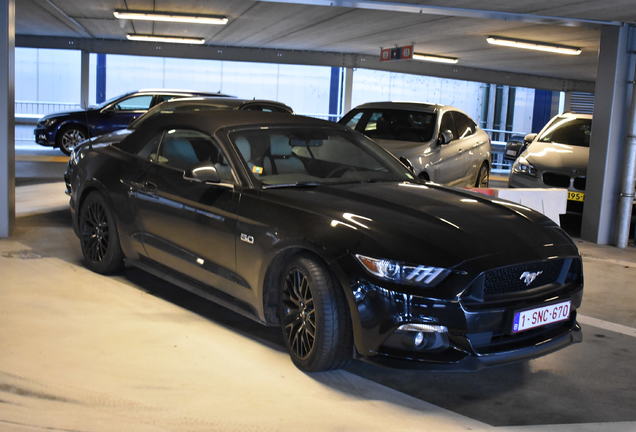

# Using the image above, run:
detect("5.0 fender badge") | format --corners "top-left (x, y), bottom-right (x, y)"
top-left (240, 233), bottom-right (255, 244)
top-left (519, 271), bottom-right (543, 286)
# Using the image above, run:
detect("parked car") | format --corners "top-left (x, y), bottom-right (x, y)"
top-left (71, 97), bottom-right (294, 152)
top-left (508, 113), bottom-right (592, 213)
top-left (503, 134), bottom-right (529, 162)
top-left (65, 110), bottom-right (582, 372)
top-left (34, 89), bottom-right (232, 154)
top-left (128, 97), bottom-right (293, 130)
top-left (339, 102), bottom-right (491, 187)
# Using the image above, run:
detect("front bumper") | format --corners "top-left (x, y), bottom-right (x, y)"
top-left (34, 126), bottom-right (55, 147)
top-left (343, 256), bottom-right (584, 370)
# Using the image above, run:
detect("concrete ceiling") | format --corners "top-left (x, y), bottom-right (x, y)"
top-left (14, 0), bottom-right (636, 88)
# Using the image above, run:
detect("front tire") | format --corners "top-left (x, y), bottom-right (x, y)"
top-left (279, 254), bottom-right (352, 372)
top-left (79, 191), bottom-right (124, 274)
top-left (57, 126), bottom-right (86, 155)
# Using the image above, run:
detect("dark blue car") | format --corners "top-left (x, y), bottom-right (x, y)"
top-left (34, 89), bottom-right (231, 154)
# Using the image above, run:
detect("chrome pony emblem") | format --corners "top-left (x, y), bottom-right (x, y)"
top-left (520, 271), bottom-right (543, 286)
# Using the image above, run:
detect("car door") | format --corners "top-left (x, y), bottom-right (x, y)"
top-left (95, 94), bottom-right (154, 135)
top-left (450, 111), bottom-right (484, 186)
top-left (133, 128), bottom-right (246, 298)
top-left (434, 111), bottom-right (465, 185)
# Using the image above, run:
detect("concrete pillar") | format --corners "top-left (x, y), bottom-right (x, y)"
top-left (328, 66), bottom-right (342, 122)
top-left (486, 83), bottom-right (496, 131)
top-left (0, 0), bottom-right (15, 238)
top-left (80, 50), bottom-right (89, 109)
top-left (582, 24), bottom-right (632, 244)
top-left (343, 67), bottom-right (354, 114)
top-left (96, 53), bottom-right (106, 104)
top-left (499, 86), bottom-right (509, 141)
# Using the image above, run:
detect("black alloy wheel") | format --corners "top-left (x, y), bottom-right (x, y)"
top-left (58, 126), bottom-right (86, 155)
top-left (283, 269), bottom-right (316, 360)
top-left (476, 163), bottom-right (490, 187)
top-left (79, 192), bottom-right (123, 274)
top-left (279, 255), bottom-right (352, 372)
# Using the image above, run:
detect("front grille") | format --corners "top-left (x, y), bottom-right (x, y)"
top-left (483, 259), bottom-right (564, 298)
top-left (543, 172), bottom-right (571, 188)
top-left (573, 177), bottom-right (586, 191)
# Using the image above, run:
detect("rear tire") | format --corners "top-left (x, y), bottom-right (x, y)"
top-left (79, 191), bottom-right (124, 274)
top-left (279, 254), bottom-right (352, 372)
top-left (475, 162), bottom-right (490, 187)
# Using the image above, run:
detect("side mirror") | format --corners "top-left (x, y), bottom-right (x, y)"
top-left (524, 133), bottom-right (537, 143)
top-left (399, 156), bottom-right (415, 173)
top-left (438, 129), bottom-right (454, 145)
top-left (184, 163), bottom-right (220, 184)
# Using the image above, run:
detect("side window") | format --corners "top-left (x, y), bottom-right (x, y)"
top-left (452, 112), bottom-right (476, 139)
top-left (439, 112), bottom-right (456, 140)
top-left (156, 129), bottom-right (234, 183)
top-left (137, 132), bottom-right (163, 161)
top-left (364, 112), bottom-right (383, 134)
top-left (344, 111), bottom-right (364, 130)
top-left (114, 95), bottom-right (153, 111)
top-left (153, 95), bottom-right (186, 106)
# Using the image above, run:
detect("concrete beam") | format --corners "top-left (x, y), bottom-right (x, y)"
top-left (15, 35), bottom-right (595, 93)
top-left (255, 0), bottom-right (620, 28)
top-left (0, 0), bottom-right (15, 238)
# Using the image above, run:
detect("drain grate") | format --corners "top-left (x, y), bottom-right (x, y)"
top-left (1, 249), bottom-right (45, 259)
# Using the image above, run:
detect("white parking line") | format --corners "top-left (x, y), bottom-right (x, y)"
top-left (578, 314), bottom-right (636, 338)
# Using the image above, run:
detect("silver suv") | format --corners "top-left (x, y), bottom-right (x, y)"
top-left (508, 113), bottom-right (592, 213)
top-left (339, 102), bottom-right (492, 187)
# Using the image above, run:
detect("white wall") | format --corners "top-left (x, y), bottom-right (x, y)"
top-left (351, 68), bottom-right (484, 123)
top-left (15, 48), bottom-right (81, 103)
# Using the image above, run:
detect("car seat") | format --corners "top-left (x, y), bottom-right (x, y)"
top-left (266, 135), bottom-right (305, 175)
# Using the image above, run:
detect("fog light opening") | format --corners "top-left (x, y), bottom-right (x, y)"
top-left (397, 323), bottom-right (450, 352)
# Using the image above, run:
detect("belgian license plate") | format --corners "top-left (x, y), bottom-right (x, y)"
top-left (568, 191), bottom-right (585, 202)
top-left (506, 149), bottom-right (517, 156)
top-left (512, 300), bottom-right (571, 333)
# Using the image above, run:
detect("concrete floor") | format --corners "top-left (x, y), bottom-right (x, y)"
top-left (2, 131), bottom-right (636, 431)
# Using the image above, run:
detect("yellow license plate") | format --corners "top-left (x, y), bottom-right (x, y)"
top-left (568, 191), bottom-right (585, 202)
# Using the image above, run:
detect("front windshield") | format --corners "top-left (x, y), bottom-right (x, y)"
top-left (93, 94), bottom-right (126, 109)
top-left (538, 117), bottom-right (592, 147)
top-left (230, 127), bottom-right (414, 186)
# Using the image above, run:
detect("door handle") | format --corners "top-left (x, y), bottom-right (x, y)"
top-left (129, 180), bottom-right (157, 193)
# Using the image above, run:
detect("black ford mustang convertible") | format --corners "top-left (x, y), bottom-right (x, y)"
top-left (65, 111), bottom-right (583, 372)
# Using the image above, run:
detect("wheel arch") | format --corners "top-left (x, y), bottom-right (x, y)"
top-left (261, 245), bottom-right (350, 328)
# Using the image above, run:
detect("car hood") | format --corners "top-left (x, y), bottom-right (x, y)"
top-left (372, 138), bottom-right (429, 153)
top-left (75, 128), bottom-right (132, 152)
top-left (40, 110), bottom-right (88, 121)
top-left (524, 141), bottom-right (589, 173)
top-left (266, 182), bottom-right (577, 270)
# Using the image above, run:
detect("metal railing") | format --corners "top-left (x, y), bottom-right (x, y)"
top-left (15, 100), bottom-right (82, 121)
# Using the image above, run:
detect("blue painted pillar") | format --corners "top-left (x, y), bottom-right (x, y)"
top-left (96, 53), bottom-right (106, 104)
top-left (531, 89), bottom-right (552, 133)
top-left (328, 66), bottom-right (343, 122)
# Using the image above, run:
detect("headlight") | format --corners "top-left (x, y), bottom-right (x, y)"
top-left (512, 156), bottom-right (537, 177)
top-left (42, 118), bottom-right (59, 128)
top-left (355, 254), bottom-right (450, 287)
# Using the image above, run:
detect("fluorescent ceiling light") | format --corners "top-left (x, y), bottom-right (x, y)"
top-left (114, 10), bottom-right (228, 25)
top-left (412, 53), bottom-right (458, 64)
top-left (486, 36), bottom-right (582, 55)
top-left (126, 34), bottom-right (205, 45)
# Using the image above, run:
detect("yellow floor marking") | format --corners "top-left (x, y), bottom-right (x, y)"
top-left (16, 155), bottom-right (69, 163)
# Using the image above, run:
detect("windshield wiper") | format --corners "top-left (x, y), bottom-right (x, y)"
top-left (262, 181), bottom-right (322, 189)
